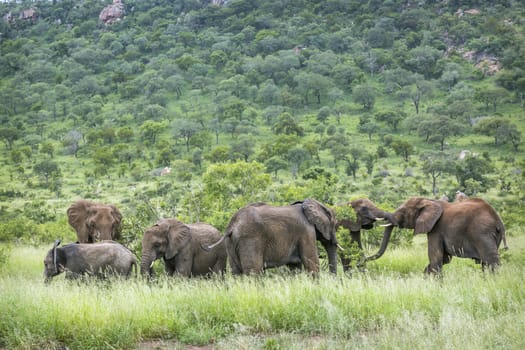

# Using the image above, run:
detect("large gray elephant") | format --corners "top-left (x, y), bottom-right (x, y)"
top-left (207, 198), bottom-right (338, 276)
top-left (364, 197), bottom-right (507, 273)
top-left (336, 198), bottom-right (390, 271)
top-left (140, 218), bottom-right (227, 278)
top-left (67, 199), bottom-right (122, 243)
top-left (43, 240), bottom-right (137, 282)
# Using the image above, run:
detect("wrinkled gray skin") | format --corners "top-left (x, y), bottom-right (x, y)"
top-left (43, 240), bottom-right (137, 282)
top-left (365, 197), bottom-right (507, 274)
top-left (67, 200), bottom-right (122, 243)
top-left (141, 219), bottom-right (227, 278)
top-left (207, 199), bottom-right (338, 276)
top-left (336, 198), bottom-right (391, 271)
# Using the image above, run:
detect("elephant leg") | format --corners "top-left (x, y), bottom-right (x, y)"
top-left (340, 256), bottom-right (351, 272)
top-left (237, 244), bottom-right (264, 274)
top-left (164, 260), bottom-right (176, 276)
top-left (479, 240), bottom-right (500, 272)
top-left (425, 234), bottom-right (444, 274)
top-left (299, 246), bottom-right (320, 276)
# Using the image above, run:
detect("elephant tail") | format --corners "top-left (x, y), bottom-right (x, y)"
top-left (202, 232), bottom-right (229, 252)
top-left (131, 259), bottom-right (138, 278)
top-left (498, 223), bottom-right (508, 250)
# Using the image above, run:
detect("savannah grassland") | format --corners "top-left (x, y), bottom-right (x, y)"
top-left (1, 233), bottom-right (524, 350)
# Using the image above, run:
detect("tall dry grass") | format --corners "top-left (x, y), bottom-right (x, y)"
top-left (0, 242), bottom-right (524, 349)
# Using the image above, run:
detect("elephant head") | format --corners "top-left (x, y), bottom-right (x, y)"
top-left (43, 239), bottom-right (65, 283)
top-left (140, 219), bottom-right (191, 277)
top-left (335, 198), bottom-right (392, 271)
top-left (301, 198), bottom-right (339, 274)
top-left (365, 197), bottom-right (442, 261)
top-left (67, 200), bottom-right (122, 243)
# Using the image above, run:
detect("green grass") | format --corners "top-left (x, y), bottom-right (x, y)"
top-left (1, 236), bottom-right (524, 350)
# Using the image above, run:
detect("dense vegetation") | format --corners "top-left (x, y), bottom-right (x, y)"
top-left (1, 0), bottom-right (525, 233)
top-left (1, 1), bottom-right (525, 347)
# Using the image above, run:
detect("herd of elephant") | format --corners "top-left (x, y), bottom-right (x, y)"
top-left (43, 195), bottom-right (508, 282)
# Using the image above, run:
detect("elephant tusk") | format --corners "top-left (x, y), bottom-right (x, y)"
top-left (149, 261), bottom-right (155, 268)
top-left (337, 243), bottom-right (345, 251)
top-left (374, 217), bottom-right (385, 221)
top-left (380, 223), bottom-right (393, 227)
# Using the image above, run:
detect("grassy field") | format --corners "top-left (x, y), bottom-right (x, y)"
top-left (1, 234), bottom-right (524, 350)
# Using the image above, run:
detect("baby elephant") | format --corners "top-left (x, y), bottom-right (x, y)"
top-left (43, 240), bottom-right (137, 282)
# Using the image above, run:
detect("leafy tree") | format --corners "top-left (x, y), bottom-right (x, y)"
top-left (374, 110), bottom-right (406, 131)
top-left (420, 151), bottom-right (455, 196)
top-left (405, 79), bottom-right (433, 114)
top-left (475, 87), bottom-right (508, 111)
top-left (117, 127), bottom-right (134, 143)
top-left (316, 106), bottom-right (332, 123)
top-left (40, 141), bottom-right (55, 158)
top-left (344, 147), bottom-right (364, 180)
top-left (0, 127), bottom-right (20, 150)
top-left (271, 112), bottom-right (304, 136)
top-left (405, 45), bottom-right (443, 79)
top-left (230, 136), bottom-right (255, 162)
top-left (199, 161), bottom-right (271, 226)
top-left (113, 144), bottom-right (135, 168)
top-left (474, 117), bottom-right (521, 149)
top-left (140, 121), bottom-right (165, 144)
top-left (33, 160), bottom-right (61, 187)
top-left (264, 156), bottom-right (288, 178)
top-left (10, 149), bottom-right (23, 165)
top-left (173, 120), bottom-right (202, 152)
top-left (417, 115), bottom-right (465, 151)
top-left (257, 80), bottom-right (281, 105)
top-left (294, 71), bottom-right (331, 104)
top-left (175, 53), bottom-right (201, 71)
top-left (454, 155), bottom-right (494, 195)
top-left (391, 139), bottom-right (415, 162)
top-left (358, 120), bottom-right (380, 141)
top-left (352, 84), bottom-right (376, 110)
top-left (286, 146), bottom-right (310, 178)
top-left (92, 146), bottom-right (114, 169)
top-left (62, 130), bottom-right (82, 157)
top-left (205, 146), bottom-right (231, 163)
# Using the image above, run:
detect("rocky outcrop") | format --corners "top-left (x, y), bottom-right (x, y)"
top-left (3, 8), bottom-right (37, 23)
top-left (99, 0), bottom-right (125, 25)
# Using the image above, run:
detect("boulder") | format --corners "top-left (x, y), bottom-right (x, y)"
top-left (99, 0), bottom-right (125, 25)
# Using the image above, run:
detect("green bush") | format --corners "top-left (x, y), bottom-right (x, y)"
top-left (0, 218), bottom-right (40, 243)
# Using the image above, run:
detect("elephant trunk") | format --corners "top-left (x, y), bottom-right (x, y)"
top-left (325, 243), bottom-right (338, 274)
top-left (140, 252), bottom-right (155, 277)
top-left (365, 224), bottom-right (394, 261)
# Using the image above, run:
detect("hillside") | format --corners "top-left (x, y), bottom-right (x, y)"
top-left (1, 0), bottom-right (525, 242)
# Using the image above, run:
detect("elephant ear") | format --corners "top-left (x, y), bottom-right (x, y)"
top-left (109, 205), bottom-right (122, 239)
top-left (53, 239), bottom-right (61, 274)
top-left (302, 198), bottom-right (337, 242)
top-left (414, 200), bottom-right (443, 234)
top-left (67, 200), bottom-right (92, 241)
top-left (165, 219), bottom-right (191, 260)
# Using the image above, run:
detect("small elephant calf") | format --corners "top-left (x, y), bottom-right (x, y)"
top-left (43, 240), bottom-right (137, 282)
